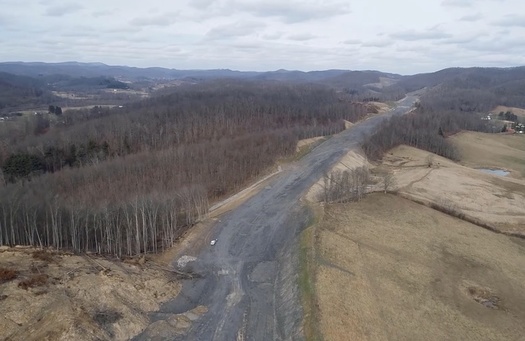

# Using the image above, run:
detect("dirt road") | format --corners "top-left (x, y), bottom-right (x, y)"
top-left (134, 94), bottom-right (419, 341)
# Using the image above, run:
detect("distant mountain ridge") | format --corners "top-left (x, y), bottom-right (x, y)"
top-left (0, 61), bottom-right (401, 84)
top-left (1, 61), bottom-right (525, 115)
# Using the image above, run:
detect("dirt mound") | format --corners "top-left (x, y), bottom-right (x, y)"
top-left (296, 136), bottom-right (325, 152)
top-left (0, 248), bottom-right (180, 340)
top-left (364, 102), bottom-right (390, 114)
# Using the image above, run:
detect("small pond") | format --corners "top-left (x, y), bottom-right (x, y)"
top-left (477, 168), bottom-right (510, 176)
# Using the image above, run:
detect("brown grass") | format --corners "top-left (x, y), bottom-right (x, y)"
top-left (493, 105), bottom-right (525, 117)
top-left (315, 193), bottom-right (525, 341)
top-left (383, 144), bottom-right (525, 234)
top-left (18, 274), bottom-right (48, 290)
top-left (0, 267), bottom-right (18, 283)
top-left (449, 131), bottom-right (525, 178)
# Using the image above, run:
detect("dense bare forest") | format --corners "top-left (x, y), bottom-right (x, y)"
top-left (2, 64), bottom-right (525, 256)
top-left (396, 66), bottom-right (525, 113)
top-left (362, 109), bottom-right (491, 161)
top-left (0, 81), bottom-right (367, 256)
top-left (0, 72), bottom-right (57, 113)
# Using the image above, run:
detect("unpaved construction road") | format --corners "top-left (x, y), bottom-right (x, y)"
top-left (134, 94), bottom-right (419, 341)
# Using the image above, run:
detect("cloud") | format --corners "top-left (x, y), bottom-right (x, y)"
top-left (189, 0), bottom-right (215, 9)
top-left (390, 29), bottom-right (452, 41)
top-left (441, 0), bottom-right (473, 7)
top-left (45, 3), bottom-right (83, 17)
top-left (287, 33), bottom-right (317, 41)
top-left (0, 13), bottom-right (12, 27)
top-left (361, 40), bottom-right (392, 48)
top-left (1, 0), bottom-right (524, 74)
top-left (493, 14), bottom-right (525, 27)
top-left (438, 34), bottom-right (480, 45)
top-left (460, 36), bottom-right (525, 53)
top-left (61, 27), bottom-right (99, 38)
top-left (262, 32), bottom-right (283, 40)
top-left (230, 42), bottom-right (260, 50)
top-left (459, 13), bottom-right (482, 22)
top-left (231, 0), bottom-right (350, 23)
top-left (92, 9), bottom-right (112, 18)
top-left (130, 13), bottom-right (178, 27)
top-left (102, 26), bottom-right (142, 34)
top-left (205, 21), bottom-right (266, 40)
top-left (342, 39), bottom-right (362, 45)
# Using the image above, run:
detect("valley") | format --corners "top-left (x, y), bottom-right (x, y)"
top-left (1, 62), bottom-right (525, 340)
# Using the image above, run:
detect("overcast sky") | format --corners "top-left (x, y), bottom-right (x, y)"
top-left (1, 0), bottom-right (524, 74)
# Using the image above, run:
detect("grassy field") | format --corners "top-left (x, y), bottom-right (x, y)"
top-left (378, 144), bottom-right (525, 234)
top-left (315, 193), bottom-right (525, 341)
top-left (493, 105), bottom-right (525, 118)
top-left (449, 131), bottom-right (525, 178)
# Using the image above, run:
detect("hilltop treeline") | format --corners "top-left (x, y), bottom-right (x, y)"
top-left (362, 109), bottom-right (491, 161)
top-left (0, 82), bottom-right (367, 256)
top-left (0, 72), bottom-right (56, 113)
top-left (363, 67), bottom-right (525, 161)
top-left (394, 67), bottom-right (525, 113)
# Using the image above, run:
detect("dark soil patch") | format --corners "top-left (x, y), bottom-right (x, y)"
top-left (18, 274), bottom-right (48, 290)
top-left (0, 267), bottom-right (18, 283)
top-left (465, 284), bottom-right (502, 310)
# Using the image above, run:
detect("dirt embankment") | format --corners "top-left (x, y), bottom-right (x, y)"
top-left (365, 102), bottom-right (390, 114)
top-left (0, 248), bottom-right (180, 341)
top-left (305, 149), bottom-right (371, 202)
top-left (296, 137), bottom-right (326, 153)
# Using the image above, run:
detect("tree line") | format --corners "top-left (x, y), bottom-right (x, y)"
top-left (401, 67), bottom-right (525, 113)
top-left (1, 81), bottom-right (367, 166)
top-left (362, 109), bottom-right (491, 161)
top-left (321, 167), bottom-right (370, 203)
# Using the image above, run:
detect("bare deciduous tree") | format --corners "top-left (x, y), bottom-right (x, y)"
top-left (322, 167), bottom-right (370, 203)
top-left (426, 154), bottom-right (435, 168)
top-left (382, 171), bottom-right (397, 193)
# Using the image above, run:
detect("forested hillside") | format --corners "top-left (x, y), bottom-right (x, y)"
top-left (0, 81), bottom-right (367, 256)
top-left (362, 109), bottom-right (491, 161)
top-left (2, 64), bottom-right (525, 257)
top-left (394, 66), bottom-right (525, 112)
top-left (0, 72), bottom-right (56, 113)
top-left (361, 66), bottom-right (525, 161)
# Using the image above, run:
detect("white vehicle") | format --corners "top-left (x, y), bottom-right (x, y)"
top-left (210, 239), bottom-right (217, 246)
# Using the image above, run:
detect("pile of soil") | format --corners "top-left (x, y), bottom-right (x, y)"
top-left (0, 247), bottom-right (180, 341)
